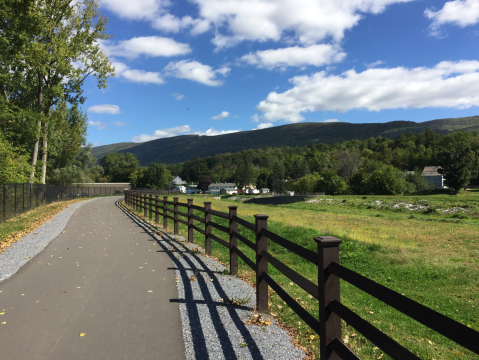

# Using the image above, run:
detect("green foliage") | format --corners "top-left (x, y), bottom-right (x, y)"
top-left (316, 170), bottom-right (347, 195)
top-left (197, 175), bottom-right (212, 192)
top-left (0, 135), bottom-right (32, 183)
top-left (143, 163), bottom-right (171, 190)
top-left (99, 152), bottom-right (140, 182)
top-left (271, 162), bottom-right (286, 193)
top-left (293, 173), bottom-right (322, 193)
top-left (367, 165), bottom-right (408, 195)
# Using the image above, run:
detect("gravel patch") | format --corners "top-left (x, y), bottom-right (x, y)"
top-left (0, 198), bottom-right (98, 283)
top-left (119, 201), bottom-right (306, 360)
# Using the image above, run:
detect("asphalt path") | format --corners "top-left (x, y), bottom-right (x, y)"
top-left (0, 197), bottom-right (185, 360)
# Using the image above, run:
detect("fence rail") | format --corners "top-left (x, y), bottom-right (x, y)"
top-left (0, 183), bottom-right (127, 223)
top-left (124, 190), bottom-right (479, 359)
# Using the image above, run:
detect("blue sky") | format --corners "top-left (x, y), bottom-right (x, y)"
top-left (83, 0), bottom-right (479, 146)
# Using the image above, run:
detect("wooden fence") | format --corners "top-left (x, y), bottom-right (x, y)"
top-left (124, 190), bottom-right (479, 359)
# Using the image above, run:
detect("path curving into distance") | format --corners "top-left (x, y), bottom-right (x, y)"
top-left (0, 196), bottom-right (185, 360)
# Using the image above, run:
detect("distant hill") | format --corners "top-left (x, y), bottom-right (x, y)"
top-left (91, 116), bottom-right (479, 165)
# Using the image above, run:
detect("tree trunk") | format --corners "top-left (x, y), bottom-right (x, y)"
top-left (30, 74), bottom-right (43, 182)
top-left (40, 122), bottom-right (48, 184)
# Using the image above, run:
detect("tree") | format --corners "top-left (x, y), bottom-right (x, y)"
top-left (235, 152), bottom-right (256, 190)
top-left (142, 163), bottom-right (171, 190)
top-left (198, 175), bottom-right (212, 192)
top-left (271, 162), bottom-right (286, 193)
top-left (1, 0), bottom-right (114, 183)
top-left (99, 152), bottom-right (140, 182)
top-left (438, 145), bottom-right (479, 194)
top-left (316, 170), bottom-right (347, 195)
top-left (405, 167), bottom-right (435, 194)
top-left (366, 165), bottom-right (407, 195)
top-left (0, 135), bottom-right (32, 183)
top-left (293, 173), bottom-right (322, 193)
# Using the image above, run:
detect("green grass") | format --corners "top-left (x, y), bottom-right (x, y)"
top-left (131, 195), bottom-right (479, 359)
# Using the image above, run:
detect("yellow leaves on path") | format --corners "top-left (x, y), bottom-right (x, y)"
top-left (1, 322), bottom-right (6, 324)
top-left (35, 300), bottom-right (39, 303)
top-left (148, 290), bottom-right (153, 293)
top-left (24, 256), bottom-right (30, 259)
top-left (79, 333), bottom-right (86, 337)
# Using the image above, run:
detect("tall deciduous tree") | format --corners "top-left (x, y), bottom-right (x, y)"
top-left (1, 0), bottom-right (114, 183)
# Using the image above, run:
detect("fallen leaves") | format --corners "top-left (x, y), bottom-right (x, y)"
top-left (79, 333), bottom-right (86, 337)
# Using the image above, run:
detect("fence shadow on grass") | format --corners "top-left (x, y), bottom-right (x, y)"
top-left (117, 200), bottom-right (265, 360)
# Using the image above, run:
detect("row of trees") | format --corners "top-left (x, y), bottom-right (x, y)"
top-left (0, 0), bottom-right (114, 184)
top-left (166, 129), bottom-right (479, 194)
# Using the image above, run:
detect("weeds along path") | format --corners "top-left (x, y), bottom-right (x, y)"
top-left (0, 196), bottom-right (185, 360)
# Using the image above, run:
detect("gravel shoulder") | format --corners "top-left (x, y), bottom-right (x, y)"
top-left (119, 201), bottom-right (306, 360)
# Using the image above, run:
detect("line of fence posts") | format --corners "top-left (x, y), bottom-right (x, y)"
top-left (123, 190), bottom-right (479, 360)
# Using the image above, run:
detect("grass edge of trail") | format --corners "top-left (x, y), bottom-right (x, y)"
top-left (127, 199), bottom-right (479, 360)
top-left (0, 198), bottom-right (87, 254)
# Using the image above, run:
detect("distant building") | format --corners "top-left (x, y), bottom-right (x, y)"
top-left (422, 166), bottom-right (446, 189)
top-left (245, 186), bottom-right (260, 195)
top-left (207, 182), bottom-right (236, 194)
top-left (172, 176), bottom-right (186, 185)
top-left (259, 188), bottom-right (270, 194)
top-left (175, 186), bottom-right (186, 193)
top-left (185, 185), bottom-right (199, 194)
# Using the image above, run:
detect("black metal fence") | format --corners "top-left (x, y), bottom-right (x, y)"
top-left (0, 183), bottom-right (126, 223)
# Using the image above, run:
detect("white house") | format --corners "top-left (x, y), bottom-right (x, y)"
top-left (175, 186), bottom-right (186, 193)
top-left (245, 184), bottom-right (260, 194)
top-left (207, 182), bottom-right (237, 194)
top-left (422, 166), bottom-right (446, 189)
top-left (259, 188), bottom-right (270, 194)
top-left (172, 176), bottom-right (186, 185)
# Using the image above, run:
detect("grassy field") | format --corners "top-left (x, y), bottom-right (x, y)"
top-left (131, 191), bottom-right (479, 359)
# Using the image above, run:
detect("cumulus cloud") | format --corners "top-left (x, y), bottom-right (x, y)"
top-left (87, 104), bottom-right (121, 114)
top-left (211, 111), bottom-right (230, 120)
top-left (164, 60), bottom-right (230, 86)
top-left (88, 120), bottom-right (107, 130)
top-left (257, 60), bottom-right (479, 123)
top-left (131, 125), bottom-right (240, 142)
top-left (254, 122), bottom-right (274, 130)
top-left (425, 0), bottom-right (479, 37)
top-left (251, 114), bottom-right (260, 123)
top-left (152, 14), bottom-right (211, 35)
top-left (91, 142), bottom-right (102, 147)
top-left (112, 121), bottom-right (127, 126)
top-left (365, 60), bottom-right (385, 68)
top-left (132, 125), bottom-right (192, 142)
top-left (241, 44), bottom-right (346, 70)
top-left (191, 0), bottom-right (413, 49)
top-left (101, 36), bottom-right (191, 59)
top-left (323, 119), bottom-right (339, 123)
top-left (113, 61), bottom-right (165, 84)
top-left (99, 0), bottom-right (169, 21)
top-left (172, 93), bottom-right (185, 100)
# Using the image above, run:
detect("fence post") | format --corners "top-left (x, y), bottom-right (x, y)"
top-left (204, 202), bottom-right (212, 256)
top-left (229, 206), bottom-right (238, 275)
top-left (155, 195), bottom-right (160, 224)
top-left (255, 214), bottom-right (269, 313)
top-left (187, 198), bottom-right (193, 243)
top-left (173, 197), bottom-right (179, 235)
top-left (163, 196), bottom-right (168, 229)
top-left (149, 195), bottom-right (153, 221)
top-left (314, 236), bottom-right (343, 360)
top-left (143, 194), bottom-right (147, 218)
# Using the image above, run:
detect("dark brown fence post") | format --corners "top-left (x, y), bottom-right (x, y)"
top-left (229, 206), bottom-right (238, 275)
top-left (173, 197), bottom-right (179, 235)
top-left (149, 195), bottom-right (153, 221)
top-left (315, 236), bottom-right (343, 360)
top-left (155, 195), bottom-right (160, 224)
top-left (163, 196), bottom-right (168, 229)
top-left (187, 198), bottom-right (194, 243)
top-left (255, 214), bottom-right (269, 313)
top-left (143, 194), bottom-right (147, 218)
top-left (204, 202), bottom-right (212, 256)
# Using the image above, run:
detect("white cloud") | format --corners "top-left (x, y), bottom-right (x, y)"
top-left (323, 119), bottom-right (339, 123)
top-left (91, 142), bottom-right (102, 147)
top-left (251, 114), bottom-right (260, 123)
top-left (112, 121), bottom-right (127, 127)
top-left (425, 0), bottom-right (479, 37)
top-left (172, 93), bottom-right (185, 100)
top-left (191, 0), bottom-right (413, 49)
top-left (131, 125), bottom-right (240, 142)
top-left (131, 125), bottom-right (192, 142)
top-left (88, 120), bottom-right (107, 130)
top-left (257, 60), bottom-right (479, 123)
top-left (152, 14), bottom-right (211, 35)
top-left (99, 0), bottom-right (169, 21)
top-left (254, 122), bottom-right (274, 130)
top-left (365, 60), bottom-right (385, 68)
top-left (241, 44), bottom-right (346, 70)
top-left (113, 61), bottom-right (165, 84)
top-left (164, 60), bottom-right (230, 86)
top-left (211, 111), bottom-right (230, 120)
top-left (87, 104), bottom-right (120, 114)
top-left (101, 36), bottom-right (191, 59)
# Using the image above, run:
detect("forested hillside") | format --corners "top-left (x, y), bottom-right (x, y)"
top-left (91, 116), bottom-right (479, 165)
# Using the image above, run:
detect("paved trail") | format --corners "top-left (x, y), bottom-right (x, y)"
top-left (0, 197), bottom-right (185, 360)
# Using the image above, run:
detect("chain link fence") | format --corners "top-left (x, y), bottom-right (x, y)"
top-left (0, 183), bottom-right (127, 223)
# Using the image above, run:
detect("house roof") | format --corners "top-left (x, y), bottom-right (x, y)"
top-left (208, 182), bottom-right (236, 187)
top-left (260, 188), bottom-right (270, 190)
top-left (422, 166), bottom-right (442, 176)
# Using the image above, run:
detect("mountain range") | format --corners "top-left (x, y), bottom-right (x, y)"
top-left (91, 116), bottom-right (479, 165)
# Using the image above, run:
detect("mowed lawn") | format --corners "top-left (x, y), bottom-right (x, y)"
top-left (134, 192), bottom-right (479, 360)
